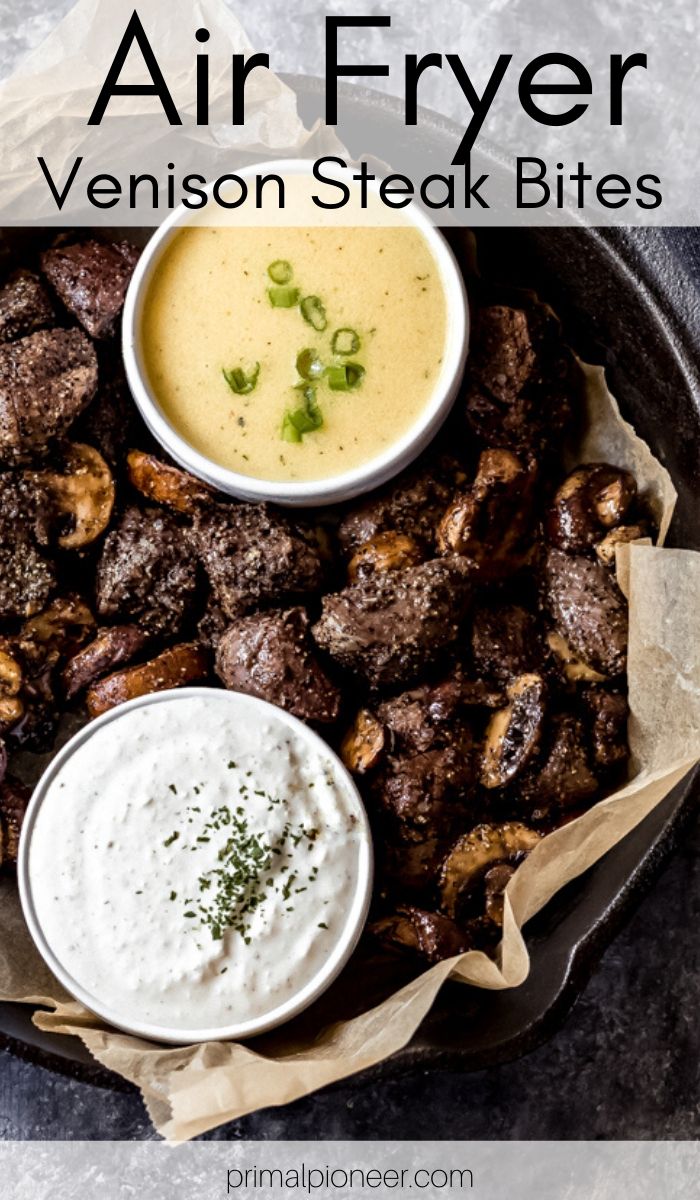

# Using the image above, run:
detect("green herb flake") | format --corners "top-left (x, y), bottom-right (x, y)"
top-left (318, 922), bottom-right (328, 930)
top-left (331, 327), bottom-right (360, 356)
top-left (300, 295), bottom-right (327, 332)
top-left (267, 260), bottom-right (293, 284)
top-left (163, 831), bottom-right (180, 848)
top-left (222, 362), bottom-right (260, 395)
top-left (169, 890), bottom-right (177, 901)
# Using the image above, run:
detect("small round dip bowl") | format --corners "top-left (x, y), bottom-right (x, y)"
top-left (18, 688), bottom-right (373, 1045)
top-left (122, 158), bottom-right (469, 508)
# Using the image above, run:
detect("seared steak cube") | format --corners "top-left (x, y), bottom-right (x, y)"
top-left (0, 270), bottom-right (55, 344)
top-left (193, 502), bottom-right (323, 620)
top-left (41, 239), bottom-right (139, 339)
top-left (215, 607), bottom-right (341, 724)
top-left (0, 328), bottom-right (98, 465)
top-left (543, 548), bottom-right (628, 677)
top-left (96, 506), bottom-right (197, 636)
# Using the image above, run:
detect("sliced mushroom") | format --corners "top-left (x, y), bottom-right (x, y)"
top-left (594, 523), bottom-right (648, 568)
top-left (483, 864), bottom-right (516, 925)
top-left (0, 777), bottom-right (30, 868)
top-left (480, 673), bottom-right (546, 789)
top-left (62, 624), bottom-right (150, 700)
top-left (437, 449), bottom-right (536, 579)
top-left (546, 631), bottom-right (607, 683)
top-left (371, 906), bottom-right (470, 963)
top-left (340, 709), bottom-right (387, 774)
top-left (546, 463), bottom-right (637, 554)
top-left (86, 642), bottom-right (210, 717)
top-left (18, 597), bottom-right (96, 674)
top-left (30, 443), bottom-right (115, 549)
top-left (347, 532), bottom-right (423, 582)
top-left (0, 696), bottom-right (24, 732)
top-left (439, 821), bottom-right (541, 919)
top-left (0, 643), bottom-right (22, 697)
top-left (127, 449), bottom-right (214, 515)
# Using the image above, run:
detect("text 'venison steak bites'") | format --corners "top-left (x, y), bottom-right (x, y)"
top-left (0, 239), bottom-right (648, 968)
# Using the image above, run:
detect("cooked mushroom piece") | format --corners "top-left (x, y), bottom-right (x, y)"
top-left (546, 630), bottom-right (608, 683)
top-left (0, 777), bottom-right (30, 868)
top-left (483, 864), bottom-right (516, 925)
top-left (29, 443), bottom-right (115, 549)
top-left (595, 523), bottom-right (648, 568)
top-left (437, 449), bottom-right (536, 579)
top-left (18, 597), bottom-right (96, 674)
top-left (371, 906), bottom-right (470, 963)
top-left (543, 548), bottom-right (628, 677)
top-left (546, 463), bottom-right (637, 553)
top-left (0, 641), bottom-right (24, 733)
top-left (127, 449), bottom-right (214, 515)
top-left (86, 643), bottom-right (210, 717)
top-left (439, 821), bottom-right (541, 919)
top-left (347, 531), bottom-right (423, 582)
top-left (340, 709), bottom-right (387, 774)
top-left (480, 673), bottom-right (546, 789)
top-left (215, 607), bottom-right (342, 725)
top-left (62, 624), bottom-right (150, 700)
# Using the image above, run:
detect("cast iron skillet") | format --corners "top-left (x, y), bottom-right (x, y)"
top-left (1, 79), bottom-right (698, 1090)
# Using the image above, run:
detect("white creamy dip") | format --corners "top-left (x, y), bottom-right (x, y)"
top-left (25, 691), bottom-right (371, 1038)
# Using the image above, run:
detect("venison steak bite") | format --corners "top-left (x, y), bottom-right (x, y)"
top-left (312, 557), bottom-right (473, 689)
top-left (96, 506), bottom-right (198, 636)
top-left (0, 328), bottom-right (98, 465)
top-left (336, 457), bottom-right (466, 554)
top-left (193, 502), bottom-right (323, 619)
top-left (0, 474), bottom-right (55, 620)
top-left (0, 270), bottom-right (55, 344)
top-left (41, 239), bottom-right (139, 340)
top-left (543, 548), bottom-right (628, 677)
top-left (215, 607), bottom-right (341, 724)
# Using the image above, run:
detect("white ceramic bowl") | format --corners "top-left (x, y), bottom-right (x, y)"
top-left (18, 688), bottom-right (373, 1045)
top-left (122, 158), bottom-right (469, 508)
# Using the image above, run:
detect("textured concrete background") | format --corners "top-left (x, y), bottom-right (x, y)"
top-left (0, 0), bottom-right (699, 1141)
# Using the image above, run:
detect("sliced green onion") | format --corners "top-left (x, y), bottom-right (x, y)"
top-left (268, 260), bottom-right (293, 284)
top-left (222, 362), bottom-right (260, 395)
top-left (268, 285), bottom-right (300, 308)
top-left (300, 295), bottom-right (327, 332)
top-left (331, 328), bottom-right (360, 356)
top-left (296, 348), bottom-right (325, 380)
top-left (281, 385), bottom-right (323, 442)
top-left (327, 362), bottom-right (365, 391)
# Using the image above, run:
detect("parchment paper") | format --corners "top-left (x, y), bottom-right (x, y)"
top-left (0, 352), bottom-right (698, 1138)
top-left (0, 0), bottom-right (699, 1143)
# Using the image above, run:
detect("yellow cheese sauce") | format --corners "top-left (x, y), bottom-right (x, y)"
top-left (141, 225), bottom-right (448, 482)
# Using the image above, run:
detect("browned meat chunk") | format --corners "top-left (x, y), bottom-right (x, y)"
top-left (520, 713), bottom-right (599, 814)
top-left (545, 463), bottom-right (637, 553)
top-left (377, 671), bottom-right (501, 755)
top-left (381, 836), bottom-right (449, 898)
top-left (582, 687), bottom-right (629, 769)
top-left (312, 557), bottom-right (472, 689)
top-left (96, 506), bottom-right (198, 636)
top-left (471, 603), bottom-right (542, 685)
top-left (437, 449), bottom-right (537, 579)
top-left (543, 548), bottom-right (628, 676)
top-left (0, 474), bottom-right (55, 619)
top-left (0, 777), bottom-right (30, 868)
top-left (372, 906), bottom-right (469, 963)
top-left (336, 457), bottom-right (466, 554)
top-left (215, 607), bottom-right (341, 725)
top-left (372, 736), bottom-right (476, 842)
top-left (464, 305), bottom-right (575, 455)
top-left (0, 328), bottom-right (98, 465)
top-left (0, 270), bottom-right (55, 343)
top-left (41, 239), bottom-right (139, 339)
top-left (194, 502), bottom-right (323, 620)
top-left (62, 624), bottom-right (150, 699)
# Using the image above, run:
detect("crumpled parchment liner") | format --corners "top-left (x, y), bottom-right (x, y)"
top-left (1, 348), bottom-right (698, 1137)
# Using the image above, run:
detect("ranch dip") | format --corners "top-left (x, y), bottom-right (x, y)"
top-left (26, 692), bottom-right (370, 1036)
